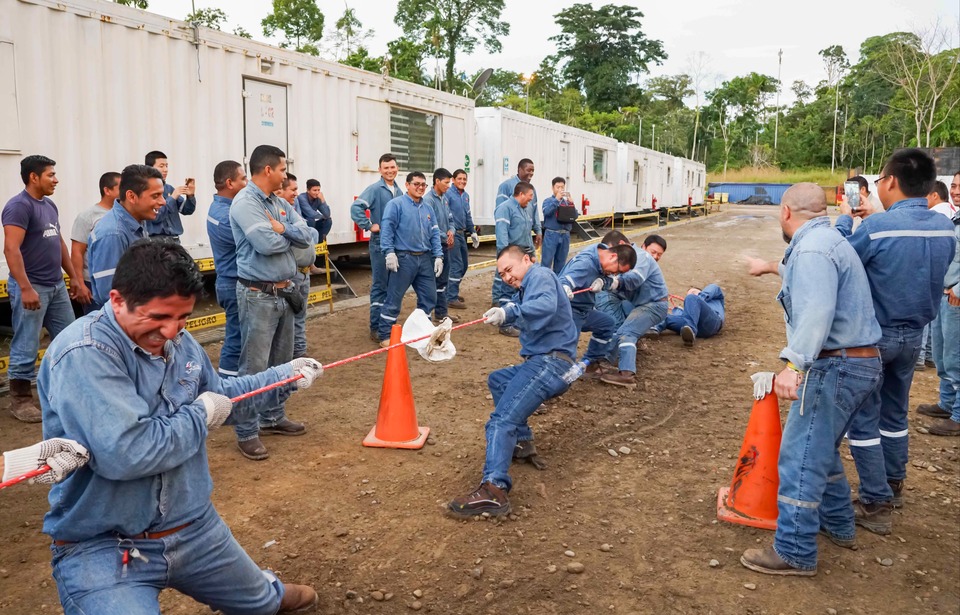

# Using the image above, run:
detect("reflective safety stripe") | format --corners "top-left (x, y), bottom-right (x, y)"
top-left (370, 302), bottom-right (383, 307)
top-left (847, 437), bottom-right (881, 447)
top-left (437, 286), bottom-right (446, 292)
top-left (92, 268), bottom-right (116, 279)
top-left (880, 428), bottom-right (909, 438)
top-left (778, 494), bottom-right (819, 509)
top-left (449, 277), bottom-right (462, 282)
top-left (868, 229), bottom-right (955, 240)
top-left (380, 314), bottom-right (397, 322)
top-left (592, 336), bottom-right (610, 344)
top-left (206, 215), bottom-right (220, 226)
top-left (494, 218), bottom-right (510, 224)
top-left (354, 198), bottom-right (370, 207)
top-left (619, 342), bottom-right (636, 349)
top-left (218, 368), bottom-right (238, 376)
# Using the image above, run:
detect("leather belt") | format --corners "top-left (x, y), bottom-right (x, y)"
top-left (528, 351), bottom-right (574, 365)
top-left (818, 346), bottom-right (880, 359)
top-left (399, 250), bottom-right (425, 256)
top-left (545, 229), bottom-right (570, 234)
top-left (53, 521), bottom-right (193, 546)
top-left (238, 277), bottom-right (291, 293)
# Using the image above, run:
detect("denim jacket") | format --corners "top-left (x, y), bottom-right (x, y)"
top-left (145, 183), bottom-right (196, 236)
top-left (230, 182), bottom-right (313, 282)
top-left (88, 201), bottom-right (146, 305)
top-left (779, 216), bottom-right (881, 371)
top-left (495, 198), bottom-right (534, 252)
top-left (497, 175), bottom-right (541, 235)
top-left (614, 245), bottom-right (668, 306)
top-left (379, 194), bottom-right (442, 257)
top-left (38, 307), bottom-right (296, 541)
top-left (559, 244), bottom-right (613, 310)
top-left (350, 178), bottom-right (403, 231)
top-left (836, 198), bottom-right (956, 329)
top-left (423, 189), bottom-right (454, 236)
top-left (205, 195), bottom-right (238, 285)
top-left (446, 188), bottom-right (474, 231)
top-left (503, 264), bottom-right (578, 359)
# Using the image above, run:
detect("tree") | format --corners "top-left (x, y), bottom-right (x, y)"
top-left (234, 26), bottom-right (253, 39)
top-left (819, 45), bottom-right (849, 173)
top-left (473, 69), bottom-right (526, 106)
top-left (551, 3), bottom-right (666, 111)
top-left (262, 0), bottom-right (325, 56)
top-left (114, 0), bottom-right (148, 8)
top-left (342, 47), bottom-right (384, 73)
top-left (395, 0), bottom-right (509, 91)
top-left (328, 7), bottom-right (372, 61)
top-left (186, 7), bottom-right (227, 30)
top-left (645, 74), bottom-right (693, 110)
top-left (791, 80), bottom-right (812, 104)
top-left (686, 51), bottom-right (711, 160)
top-left (384, 38), bottom-right (429, 85)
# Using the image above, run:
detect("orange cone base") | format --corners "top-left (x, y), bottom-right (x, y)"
top-left (717, 487), bottom-right (777, 531)
top-left (362, 425), bottom-right (430, 449)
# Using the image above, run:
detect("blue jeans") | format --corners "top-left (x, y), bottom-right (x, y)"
top-left (571, 306), bottom-right (616, 363)
top-left (50, 504), bottom-right (284, 615)
top-left (932, 296), bottom-right (960, 422)
top-left (234, 284), bottom-right (294, 441)
top-left (663, 295), bottom-right (724, 338)
top-left (293, 271), bottom-right (310, 358)
top-left (313, 218), bottom-right (332, 243)
top-left (378, 252), bottom-right (436, 340)
top-left (80, 280), bottom-right (101, 315)
top-left (848, 326), bottom-right (922, 504)
top-left (602, 298), bottom-right (668, 373)
top-left (435, 246), bottom-right (451, 319)
top-left (8, 278), bottom-right (75, 381)
top-left (541, 229), bottom-right (570, 275)
top-left (368, 234), bottom-right (387, 334)
top-left (447, 232), bottom-right (468, 302)
top-left (492, 273), bottom-right (513, 308)
top-left (917, 324), bottom-right (932, 364)
top-left (215, 281), bottom-right (242, 377)
top-left (482, 355), bottom-right (571, 491)
top-left (774, 356), bottom-right (882, 571)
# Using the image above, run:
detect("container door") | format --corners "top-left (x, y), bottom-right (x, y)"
top-left (442, 116), bottom-right (466, 172)
top-left (357, 98), bottom-right (390, 172)
top-left (243, 79), bottom-right (289, 169)
top-left (634, 160), bottom-right (643, 210)
top-left (559, 141), bottom-right (570, 183)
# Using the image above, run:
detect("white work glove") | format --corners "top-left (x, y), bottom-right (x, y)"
top-left (3, 438), bottom-right (91, 485)
top-left (385, 253), bottom-right (399, 272)
top-left (562, 285), bottom-right (574, 300)
top-left (483, 307), bottom-right (506, 326)
top-left (751, 372), bottom-right (776, 400)
top-left (470, 233), bottom-right (480, 249)
top-left (589, 278), bottom-right (605, 293)
top-left (609, 275), bottom-right (620, 291)
top-left (290, 357), bottom-right (323, 389)
top-left (197, 392), bottom-right (233, 428)
top-left (434, 257), bottom-right (444, 277)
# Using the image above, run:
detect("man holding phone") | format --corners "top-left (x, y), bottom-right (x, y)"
top-left (144, 150), bottom-right (196, 243)
top-left (541, 177), bottom-right (578, 274)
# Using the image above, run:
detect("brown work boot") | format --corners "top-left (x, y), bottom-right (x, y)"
top-left (853, 499), bottom-right (892, 535)
top-left (279, 583), bottom-right (318, 613)
top-left (740, 546), bottom-right (816, 576)
top-left (916, 403), bottom-right (950, 419)
top-left (680, 325), bottom-right (696, 347)
top-left (369, 330), bottom-right (380, 343)
top-left (888, 480), bottom-right (904, 509)
top-left (448, 482), bottom-right (511, 519)
top-left (449, 298), bottom-right (467, 310)
top-left (260, 418), bottom-right (306, 436)
top-left (600, 370), bottom-right (637, 388)
top-left (237, 437), bottom-right (269, 461)
top-left (928, 418), bottom-right (960, 436)
top-left (8, 379), bottom-right (42, 423)
top-left (583, 361), bottom-right (605, 380)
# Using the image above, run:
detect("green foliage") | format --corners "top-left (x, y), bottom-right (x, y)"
top-left (342, 47), bottom-right (383, 74)
top-left (329, 7), bottom-right (373, 60)
top-left (233, 26), bottom-right (253, 39)
top-left (473, 69), bottom-right (525, 106)
top-left (186, 7), bottom-right (227, 30)
top-left (114, 0), bottom-right (148, 8)
top-left (385, 38), bottom-right (429, 85)
top-left (262, 0), bottom-right (325, 56)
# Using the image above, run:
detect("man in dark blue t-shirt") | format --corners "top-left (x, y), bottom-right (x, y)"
top-left (2, 155), bottom-right (89, 422)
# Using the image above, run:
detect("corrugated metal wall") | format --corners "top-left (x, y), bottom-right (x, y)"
top-left (707, 183), bottom-right (792, 205)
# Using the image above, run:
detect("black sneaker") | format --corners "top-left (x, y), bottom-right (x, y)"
top-left (680, 325), bottom-right (696, 347)
top-left (888, 480), bottom-right (904, 509)
top-left (448, 482), bottom-right (511, 518)
top-left (499, 325), bottom-right (521, 337)
top-left (853, 499), bottom-right (892, 535)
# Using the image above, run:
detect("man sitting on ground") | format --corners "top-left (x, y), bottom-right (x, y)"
top-left (655, 284), bottom-right (726, 346)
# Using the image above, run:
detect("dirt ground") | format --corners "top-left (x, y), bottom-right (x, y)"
top-left (1, 205), bottom-right (957, 615)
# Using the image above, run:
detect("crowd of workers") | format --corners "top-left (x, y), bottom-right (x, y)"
top-left (0, 144), bottom-right (956, 612)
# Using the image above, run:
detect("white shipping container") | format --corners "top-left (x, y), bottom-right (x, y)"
top-left (672, 157), bottom-right (707, 207)
top-left (615, 143), bottom-right (674, 211)
top-left (473, 108), bottom-right (620, 225)
top-left (0, 0), bottom-right (475, 278)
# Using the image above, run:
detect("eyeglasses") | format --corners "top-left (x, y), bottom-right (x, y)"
top-left (410, 182), bottom-right (427, 188)
top-left (874, 175), bottom-right (888, 186)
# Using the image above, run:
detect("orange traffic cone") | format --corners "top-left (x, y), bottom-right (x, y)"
top-left (716, 389), bottom-right (782, 530)
top-left (362, 324), bottom-right (430, 449)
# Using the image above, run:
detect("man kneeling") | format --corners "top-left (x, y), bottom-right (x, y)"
top-left (448, 245), bottom-right (578, 518)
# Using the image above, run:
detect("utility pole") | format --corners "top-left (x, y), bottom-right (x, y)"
top-left (652, 124), bottom-right (656, 150)
top-left (774, 49), bottom-right (782, 162)
top-left (831, 83), bottom-right (840, 174)
top-left (638, 118), bottom-right (642, 146)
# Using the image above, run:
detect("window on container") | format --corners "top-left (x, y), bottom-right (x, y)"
top-left (390, 107), bottom-right (438, 171)
top-left (666, 167), bottom-right (673, 185)
top-left (591, 148), bottom-right (608, 182)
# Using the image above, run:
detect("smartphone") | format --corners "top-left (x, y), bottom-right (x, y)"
top-left (844, 181), bottom-right (860, 210)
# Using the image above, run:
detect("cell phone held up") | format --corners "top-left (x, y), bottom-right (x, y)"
top-left (843, 181), bottom-right (860, 211)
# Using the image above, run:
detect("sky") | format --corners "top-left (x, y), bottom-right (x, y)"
top-left (147, 0), bottom-right (958, 104)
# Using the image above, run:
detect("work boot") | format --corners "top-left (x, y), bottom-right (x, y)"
top-left (741, 546), bottom-right (816, 576)
top-left (279, 583), bottom-right (319, 613)
top-left (448, 482), bottom-right (511, 519)
top-left (853, 499), bottom-right (892, 535)
top-left (928, 418), bottom-right (960, 436)
top-left (818, 528), bottom-right (857, 550)
top-left (260, 418), bottom-right (306, 436)
top-left (680, 325), bottom-right (696, 347)
top-left (513, 440), bottom-right (547, 470)
top-left (369, 330), bottom-right (380, 343)
top-left (643, 327), bottom-right (661, 339)
top-left (8, 379), bottom-right (42, 423)
top-left (449, 298), bottom-right (467, 310)
top-left (380, 338), bottom-right (391, 348)
top-left (498, 325), bottom-right (520, 337)
top-left (600, 370), bottom-right (637, 388)
top-left (584, 362), bottom-right (605, 380)
top-left (888, 480), bottom-right (904, 509)
top-left (916, 403), bottom-right (950, 419)
top-left (238, 437), bottom-right (269, 461)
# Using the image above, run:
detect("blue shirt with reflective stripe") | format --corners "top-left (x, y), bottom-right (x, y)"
top-left (88, 201), bottom-right (146, 305)
top-left (205, 195), bottom-right (238, 285)
top-left (559, 244), bottom-right (611, 310)
top-left (379, 194), bottom-right (443, 257)
top-left (423, 189), bottom-right (454, 235)
top-left (502, 264), bottom-right (578, 359)
top-left (497, 175), bottom-right (541, 235)
top-left (350, 178), bottom-right (403, 231)
top-left (38, 306), bottom-right (297, 541)
top-left (446, 187), bottom-right (474, 231)
top-left (144, 183), bottom-right (196, 237)
top-left (542, 196), bottom-right (577, 231)
top-left (615, 244), bottom-right (668, 306)
top-left (230, 182), bottom-right (314, 282)
top-left (835, 197), bottom-right (956, 329)
top-left (495, 198), bottom-right (534, 252)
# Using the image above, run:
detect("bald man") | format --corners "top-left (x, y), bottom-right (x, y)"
top-left (741, 183), bottom-right (882, 577)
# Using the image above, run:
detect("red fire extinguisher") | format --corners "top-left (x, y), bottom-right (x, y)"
top-left (688, 195), bottom-right (693, 206)
top-left (651, 195), bottom-right (658, 210)
top-left (581, 194), bottom-right (590, 215)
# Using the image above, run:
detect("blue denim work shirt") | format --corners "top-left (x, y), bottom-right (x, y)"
top-left (778, 216), bottom-right (881, 371)
top-left (559, 244), bottom-right (613, 310)
top-left (836, 197), bottom-right (956, 328)
top-left (497, 175), bottom-right (541, 235)
top-left (350, 178), bottom-right (403, 231)
top-left (379, 194), bottom-right (443, 257)
top-left (495, 198), bottom-right (535, 252)
top-left (423, 189), bottom-right (454, 235)
top-left (145, 183), bottom-right (196, 236)
top-left (230, 182), bottom-right (313, 282)
top-left (205, 195), bottom-right (238, 284)
top-left (615, 245), bottom-right (668, 306)
top-left (502, 264), bottom-right (579, 359)
top-left (446, 188), bottom-right (474, 231)
top-left (88, 201), bottom-right (146, 305)
top-left (542, 196), bottom-right (576, 232)
top-left (38, 307), bottom-right (296, 541)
